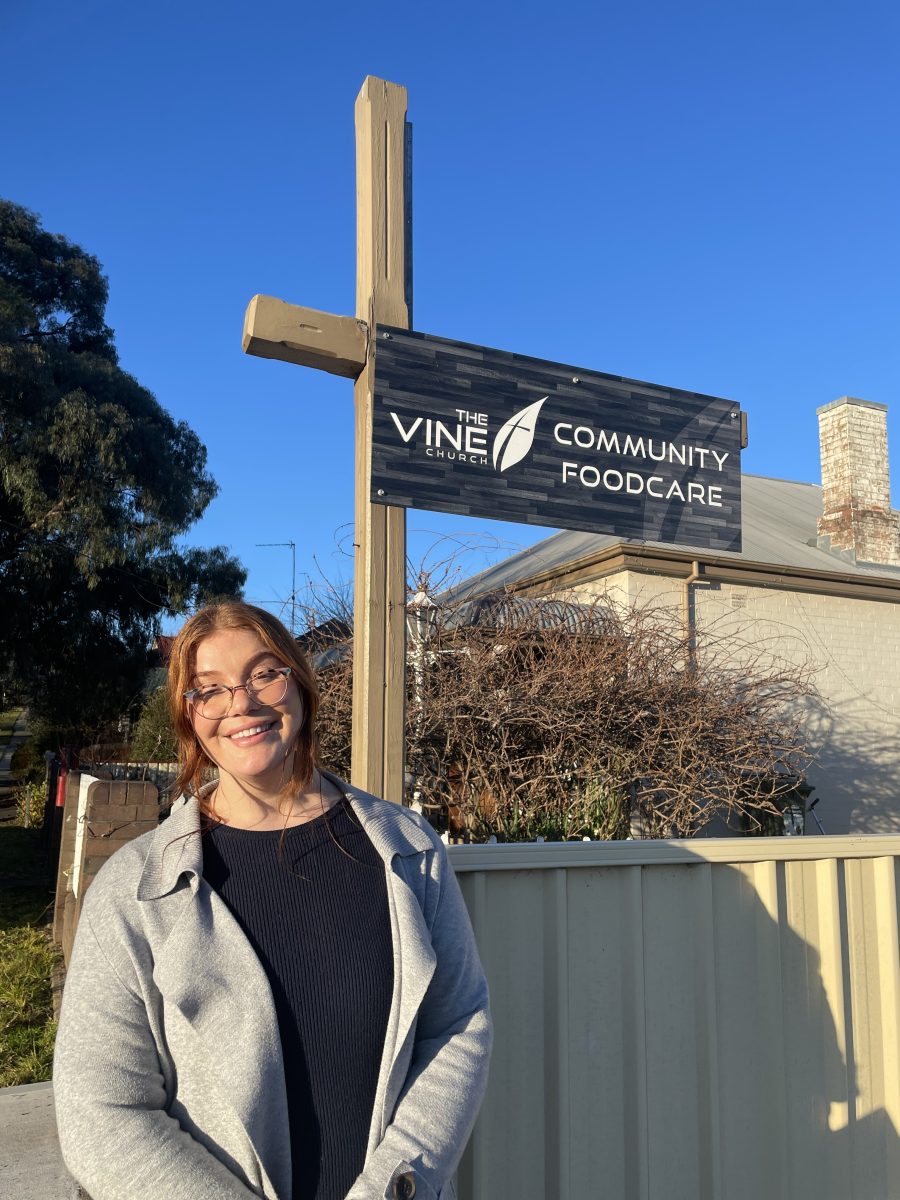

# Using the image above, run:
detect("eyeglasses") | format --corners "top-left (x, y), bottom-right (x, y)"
top-left (184, 666), bottom-right (293, 719)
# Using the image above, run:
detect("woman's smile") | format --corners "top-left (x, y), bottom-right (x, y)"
top-left (225, 720), bottom-right (277, 743)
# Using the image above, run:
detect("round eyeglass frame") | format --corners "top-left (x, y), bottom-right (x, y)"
top-left (183, 666), bottom-right (293, 718)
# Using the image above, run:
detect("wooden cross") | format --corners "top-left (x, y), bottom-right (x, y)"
top-left (242, 76), bottom-right (409, 803)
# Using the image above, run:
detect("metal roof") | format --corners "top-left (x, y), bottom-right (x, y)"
top-left (450, 474), bottom-right (900, 596)
top-left (442, 593), bottom-right (614, 634)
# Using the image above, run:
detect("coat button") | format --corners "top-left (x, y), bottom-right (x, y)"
top-left (392, 1173), bottom-right (416, 1199)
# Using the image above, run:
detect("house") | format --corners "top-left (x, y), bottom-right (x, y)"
top-left (453, 397), bottom-right (900, 836)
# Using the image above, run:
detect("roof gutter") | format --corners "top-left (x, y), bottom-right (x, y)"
top-left (500, 541), bottom-right (900, 605)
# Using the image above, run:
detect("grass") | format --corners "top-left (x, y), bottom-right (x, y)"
top-left (0, 717), bottom-right (60, 1087)
top-left (0, 824), bottom-right (59, 1087)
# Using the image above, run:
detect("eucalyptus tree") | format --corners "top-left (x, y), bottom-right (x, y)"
top-left (0, 199), bottom-right (244, 732)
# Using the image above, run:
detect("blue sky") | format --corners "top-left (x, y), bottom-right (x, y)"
top-left (4, 0), bottom-right (898, 630)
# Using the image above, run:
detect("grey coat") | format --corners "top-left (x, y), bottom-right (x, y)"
top-left (53, 778), bottom-right (492, 1200)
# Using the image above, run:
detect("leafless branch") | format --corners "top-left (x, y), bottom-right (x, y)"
top-left (315, 578), bottom-right (820, 840)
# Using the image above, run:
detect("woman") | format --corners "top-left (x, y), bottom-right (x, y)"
top-left (53, 601), bottom-right (492, 1200)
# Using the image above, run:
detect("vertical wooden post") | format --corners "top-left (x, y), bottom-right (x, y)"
top-left (352, 77), bottom-right (409, 802)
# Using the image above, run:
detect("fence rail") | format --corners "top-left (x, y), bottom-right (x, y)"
top-left (77, 759), bottom-right (178, 796)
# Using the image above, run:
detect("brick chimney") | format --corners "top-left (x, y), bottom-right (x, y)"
top-left (816, 397), bottom-right (900, 565)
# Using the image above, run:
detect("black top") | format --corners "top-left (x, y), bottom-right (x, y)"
top-left (202, 798), bottom-right (394, 1200)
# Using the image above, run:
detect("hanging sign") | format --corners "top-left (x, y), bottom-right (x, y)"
top-left (372, 326), bottom-right (743, 551)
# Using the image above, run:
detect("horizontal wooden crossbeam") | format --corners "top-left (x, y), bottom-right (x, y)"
top-left (242, 295), bottom-right (368, 379)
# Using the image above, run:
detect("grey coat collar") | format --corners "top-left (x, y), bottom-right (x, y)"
top-left (136, 772), bottom-right (434, 901)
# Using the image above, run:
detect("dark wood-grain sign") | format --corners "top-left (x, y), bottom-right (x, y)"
top-left (372, 326), bottom-right (743, 551)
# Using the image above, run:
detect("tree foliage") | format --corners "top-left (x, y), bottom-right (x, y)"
top-left (0, 200), bottom-right (245, 731)
top-left (129, 687), bottom-right (178, 763)
top-left (315, 588), bottom-right (819, 840)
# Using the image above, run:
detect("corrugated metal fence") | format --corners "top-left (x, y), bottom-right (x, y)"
top-left (450, 836), bottom-right (900, 1200)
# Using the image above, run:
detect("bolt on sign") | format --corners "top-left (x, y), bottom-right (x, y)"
top-left (372, 327), bottom-right (744, 552)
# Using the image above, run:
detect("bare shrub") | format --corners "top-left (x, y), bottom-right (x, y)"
top-left (313, 587), bottom-right (819, 840)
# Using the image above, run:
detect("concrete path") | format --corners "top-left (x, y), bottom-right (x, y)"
top-left (0, 709), bottom-right (30, 820)
top-left (0, 1081), bottom-right (80, 1199)
top-left (0, 709), bottom-right (28, 767)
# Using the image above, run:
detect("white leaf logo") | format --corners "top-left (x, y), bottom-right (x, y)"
top-left (492, 396), bottom-right (548, 472)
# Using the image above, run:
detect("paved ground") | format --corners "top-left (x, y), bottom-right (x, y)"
top-left (0, 1081), bottom-right (79, 1200)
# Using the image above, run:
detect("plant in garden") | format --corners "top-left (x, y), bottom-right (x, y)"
top-left (14, 781), bottom-right (45, 828)
top-left (129, 687), bottom-right (177, 763)
top-left (314, 585), bottom-right (820, 840)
